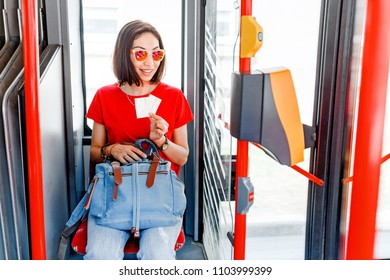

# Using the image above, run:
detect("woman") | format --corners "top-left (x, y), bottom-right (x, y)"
top-left (84, 20), bottom-right (193, 260)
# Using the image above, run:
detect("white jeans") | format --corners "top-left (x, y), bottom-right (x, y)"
top-left (84, 214), bottom-right (182, 260)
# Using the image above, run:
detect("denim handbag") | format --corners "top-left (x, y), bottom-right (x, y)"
top-left (87, 139), bottom-right (186, 236)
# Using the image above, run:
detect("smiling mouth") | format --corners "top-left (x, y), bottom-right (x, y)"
top-left (140, 69), bottom-right (154, 76)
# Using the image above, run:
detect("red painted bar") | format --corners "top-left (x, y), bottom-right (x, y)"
top-left (21, 0), bottom-right (46, 259)
top-left (290, 165), bottom-right (324, 186)
top-left (251, 142), bottom-right (325, 186)
top-left (346, 0), bottom-right (390, 259)
top-left (234, 0), bottom-right (252, 260)
top-left (342, 153), bottom-right (390, 185)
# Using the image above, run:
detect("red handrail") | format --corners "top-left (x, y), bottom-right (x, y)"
top-left (346, 0), bottom-right (390, 260)
top-left (21, 0), bottom-right (46, 259)
top-left (233, 0), bottom-right (252, 260)
top-left (342, 152), bottom-right (390, 185)
top-left (251, 142), bottom-right (325, 186)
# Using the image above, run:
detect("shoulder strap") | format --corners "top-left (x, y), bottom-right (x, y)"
top-left (57, 177), bottom-right (98, 259)
top-left (111, 161), bottom-right (122, 201)
top-left (57, 219), bottom-right (82, 260)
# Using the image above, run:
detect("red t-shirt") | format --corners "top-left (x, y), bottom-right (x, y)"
top-left (86, 82), bottom-right (194, 175)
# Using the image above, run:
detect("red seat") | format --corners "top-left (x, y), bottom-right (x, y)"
top-left (71, 217), bottom-right (185, 255)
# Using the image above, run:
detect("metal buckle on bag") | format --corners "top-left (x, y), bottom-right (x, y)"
top-left (131, 227), bottom-right (140, 238)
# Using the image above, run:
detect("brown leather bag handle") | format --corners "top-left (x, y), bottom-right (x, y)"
top-left (111, 161), bottom-right (122, 201)
top-left (146, 156), bottom-right (160, 188)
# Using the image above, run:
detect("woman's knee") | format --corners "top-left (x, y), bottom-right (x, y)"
top-left (137, 223), bottom-right (181, 260)
top-left (85, 216), bottom-right (129, 260)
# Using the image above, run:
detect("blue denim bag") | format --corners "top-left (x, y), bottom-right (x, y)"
top-left (63, 139), bottom-right (186, 235)
top-left (87, 139), bottom-right (186, 236)
top-left (57, 139), bottom-right (186, 259)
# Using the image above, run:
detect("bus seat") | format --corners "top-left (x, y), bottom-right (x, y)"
top-left (71, 217), bottom-right (185, 255)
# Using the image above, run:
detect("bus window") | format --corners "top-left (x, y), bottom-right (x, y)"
top-left (245, 0), bottom-right (321, 260)
top-left (81, 0), bottom-right (182, 130)
top-left (203, 0), bottom-right (321, 259)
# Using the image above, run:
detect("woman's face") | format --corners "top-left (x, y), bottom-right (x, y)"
top-left (130, 32), bottom-right (163, 84)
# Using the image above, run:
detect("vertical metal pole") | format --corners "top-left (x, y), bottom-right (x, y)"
top-left (346, 0), bottom-right (390, 260)
top-left (233, 0), bottom-right (252, 260)
top-left (21, 0), bottom-right (46, 259)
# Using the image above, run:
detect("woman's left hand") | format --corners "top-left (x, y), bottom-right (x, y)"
top-left (149, 113), bottom-right (169, 142)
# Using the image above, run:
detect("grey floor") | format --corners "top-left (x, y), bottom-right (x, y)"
top-left (176, 235), bottom-right (206, 260)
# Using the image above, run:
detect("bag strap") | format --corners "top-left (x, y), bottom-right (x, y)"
top-left (135, 139), bottom-right (161, 188)
top-left (84, 177), bottom-right (99, 209)
top-left (111, 161), bottom-right (122, 201)
top-left (57, 218), bottom-right (82, 260)
top-left (146, 156), bottom-right (160, 188)
top-left (132, 163), bottom-right (140, 238)
top-left (57, 177), bottom-right (98, 259)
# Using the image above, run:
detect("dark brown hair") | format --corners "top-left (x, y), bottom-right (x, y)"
top-left (113, 20), bottom-right (166, 86)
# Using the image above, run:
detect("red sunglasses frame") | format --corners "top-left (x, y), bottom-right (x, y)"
top-left (130, 48), bottom-right (165, 62)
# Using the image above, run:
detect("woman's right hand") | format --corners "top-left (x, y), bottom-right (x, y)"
top-left (109, 143), bottom-right (147, 164)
